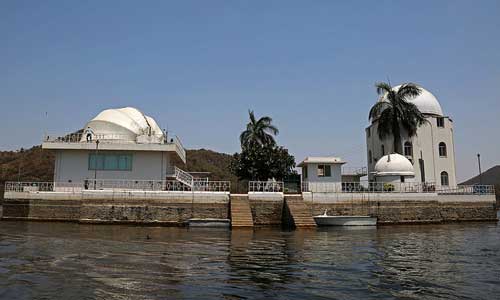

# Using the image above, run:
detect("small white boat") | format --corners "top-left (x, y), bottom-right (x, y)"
top-left (314, 210), bottom-right (377, 226)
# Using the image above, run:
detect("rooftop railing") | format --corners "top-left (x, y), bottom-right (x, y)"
top-left (43, 133), bottom-right (184, 146)
top-left (43, 132), bottom-right (187, 162)
top-left (44, 133), bottom-right (133, 144)
top-left (5, 179), bottom-right (231, 193)
top-left (341, 167), bottom-right (368, 176)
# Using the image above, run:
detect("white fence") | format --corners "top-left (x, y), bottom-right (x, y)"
top-left (249, 181), bottom-right (284, 193)
top-left (5, 180), bottom-right (231, 193)
top-left (301, 181), bottom-right (495, 195)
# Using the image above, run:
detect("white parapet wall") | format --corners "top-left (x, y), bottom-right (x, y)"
top-left (302, 192), bottom-right (496, 203)
top-left (4, 190), bottom-right (230, 204)
top-left (247, 192), bottom-right (284, 201)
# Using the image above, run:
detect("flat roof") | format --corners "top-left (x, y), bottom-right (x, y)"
top-left (42, 141), bottom-right (186, 164)
top-left (297, 156), bottom-right (346, 167)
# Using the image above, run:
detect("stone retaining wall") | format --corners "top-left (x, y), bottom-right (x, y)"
top-left (2, 192), bottom-right (229, 225)
top-left (247, 192), bottom-right (284, 226)
top-left (2, 191), bottom-right (497, 225)
top-left (303, 193), bottom-right (497, 224)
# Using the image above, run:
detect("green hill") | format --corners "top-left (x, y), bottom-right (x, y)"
top-left (0, 146), bottom-right (238, 199)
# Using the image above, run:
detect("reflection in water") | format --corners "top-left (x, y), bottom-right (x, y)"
top-left (0, 220), bottom-right (499, 299)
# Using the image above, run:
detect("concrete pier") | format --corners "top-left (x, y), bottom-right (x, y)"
top-left (1, 191), bottom-right (497, 226)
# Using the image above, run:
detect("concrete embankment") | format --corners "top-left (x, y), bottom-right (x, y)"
top-left (2, 191), bottom-right (229, 225)
top-left (1, 191), bottom-right (497, 226)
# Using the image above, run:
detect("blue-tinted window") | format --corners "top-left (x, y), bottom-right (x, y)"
top-left (89, 153), bottom-right (132, 171)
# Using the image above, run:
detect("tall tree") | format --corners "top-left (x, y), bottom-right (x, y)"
top-left (369, 82), bottom-right (426, 154)
top-left (231, 145), bottom-right (296, 181)
top-left (232, 110), bottom-right (295, 181)
top-left (239, 110), bottom-right (279, 149)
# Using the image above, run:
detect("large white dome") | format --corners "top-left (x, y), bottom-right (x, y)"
top-left (379, 84), bottom-right (443, 116)
top-left (82, 107), bottom-right (164, 143)
top-left (374, 154), bottom-right (415, 176)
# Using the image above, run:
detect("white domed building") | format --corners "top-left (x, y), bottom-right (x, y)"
top-left (43, 107), bottom-right (187, 184)
top-left (373, 154), bottom-right (415, 190)
top-left (366, 84), bottom-right (457, 187)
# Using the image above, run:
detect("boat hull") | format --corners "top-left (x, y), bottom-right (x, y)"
top-left (313, 215), bottom-right (377, 226)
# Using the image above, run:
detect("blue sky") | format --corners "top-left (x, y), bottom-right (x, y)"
top-left (1, 0), bottom-right (499, 181)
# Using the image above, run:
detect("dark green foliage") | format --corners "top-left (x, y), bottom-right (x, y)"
top-left (232, 109), bottom-right (296, 181)
top-left (369, 82), bottom-right (426, 154)
top-left (231, 145), bottom-right (296, 181)
top-left (0, 145), bottom-right (55, 200)
top-left (185, 149), bottom-right (246, 192)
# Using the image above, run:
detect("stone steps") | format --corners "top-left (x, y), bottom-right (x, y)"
top-left (285, 196), bottom-right (316, 228)
top-left (230, 195), bottom-right (254, 228)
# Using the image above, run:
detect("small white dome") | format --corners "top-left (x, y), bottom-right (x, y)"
top-left (82, 107), bottom-right (165, 143)
top-left (378, 84), bottom-right (443, 116)
top-left (374, 154), bottom-right (415, 176)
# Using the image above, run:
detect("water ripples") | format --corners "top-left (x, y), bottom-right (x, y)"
top-left (0, 221), bottom-right (499, 299)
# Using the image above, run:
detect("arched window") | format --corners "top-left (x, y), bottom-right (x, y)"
top-left (381, 145), bottom-right (385, 156)
top-left (440, 171), bottom-right (449, 186)
top-left (404, 141), bottom-right (413, 157)
top-left (439, 142), bottom-right (447, 157)
top-left (369, 150), bottom-right (372, 164)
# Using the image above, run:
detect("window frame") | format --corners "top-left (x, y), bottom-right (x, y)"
top-left (438, 142), bottom-right (447, 157)
top-left (317, 164), bottom-right (331, 177)
top-left (88, 153), bottom-right (133, 171)
top-left (404, 141), bottom-right (413, 157)
top-left (437, 117), bottom-right (445, 128)
top-left (440, 171), bottom-right (449, 186)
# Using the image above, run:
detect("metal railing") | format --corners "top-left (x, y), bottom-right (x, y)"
top-left (341, 166), bottom-right (368, 176)
top-left (301, 181), bottom-right (495, 195)
top-left (4, 182), bottom-right (83, 193)
top-left (5, 179), bottom-right (231, 193)
top-left (44, 133), bottom-right (134, 143)
top-left (43, 132), bottom-right (182, 146)
top-left (248, 181), bottom-right (284, 192)
top-left (192, 180), bottom-right (231, 192)
top-left (174, 166), bottom-right (194, 187)
top-left (436, 185), bottom-right (495, 195)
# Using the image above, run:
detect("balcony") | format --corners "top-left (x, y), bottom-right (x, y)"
top-left (42, 132), bottom-right (186, 163)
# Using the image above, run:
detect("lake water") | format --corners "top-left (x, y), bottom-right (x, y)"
top-left (0, 216), bottom-right (499, 300)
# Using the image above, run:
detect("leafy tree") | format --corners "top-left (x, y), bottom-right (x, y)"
top-left (369, 82), bottom-right (426, 154)
top-left (232, 110), bottom-right (295, 181)
top-left (239, 110), bottom-right (279, 149)
top-left (231, 145), bottom-right (296, 181)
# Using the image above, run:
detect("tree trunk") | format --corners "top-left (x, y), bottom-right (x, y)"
top-left (392, 119), bottom-right (402, 154)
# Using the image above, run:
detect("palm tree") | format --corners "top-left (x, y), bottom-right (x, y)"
top-left (240, 110), bottom-right (279, 148)
top-left (369, 82), bottom-right (426, 154)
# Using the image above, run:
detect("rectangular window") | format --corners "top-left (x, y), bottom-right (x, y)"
top-left (317, 165), bottom-right (331, 177)
top-left (89, 153), bottom-right (132, 171)
top-left (437, 117), bottom-right (445, 128)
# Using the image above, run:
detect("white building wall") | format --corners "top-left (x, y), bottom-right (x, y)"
top-left (53, 150), bottom-right (171, 183)
top-left (366, 115), bottom-right (457, 187)
top-left (304, 163), bottom-right (342, 183)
